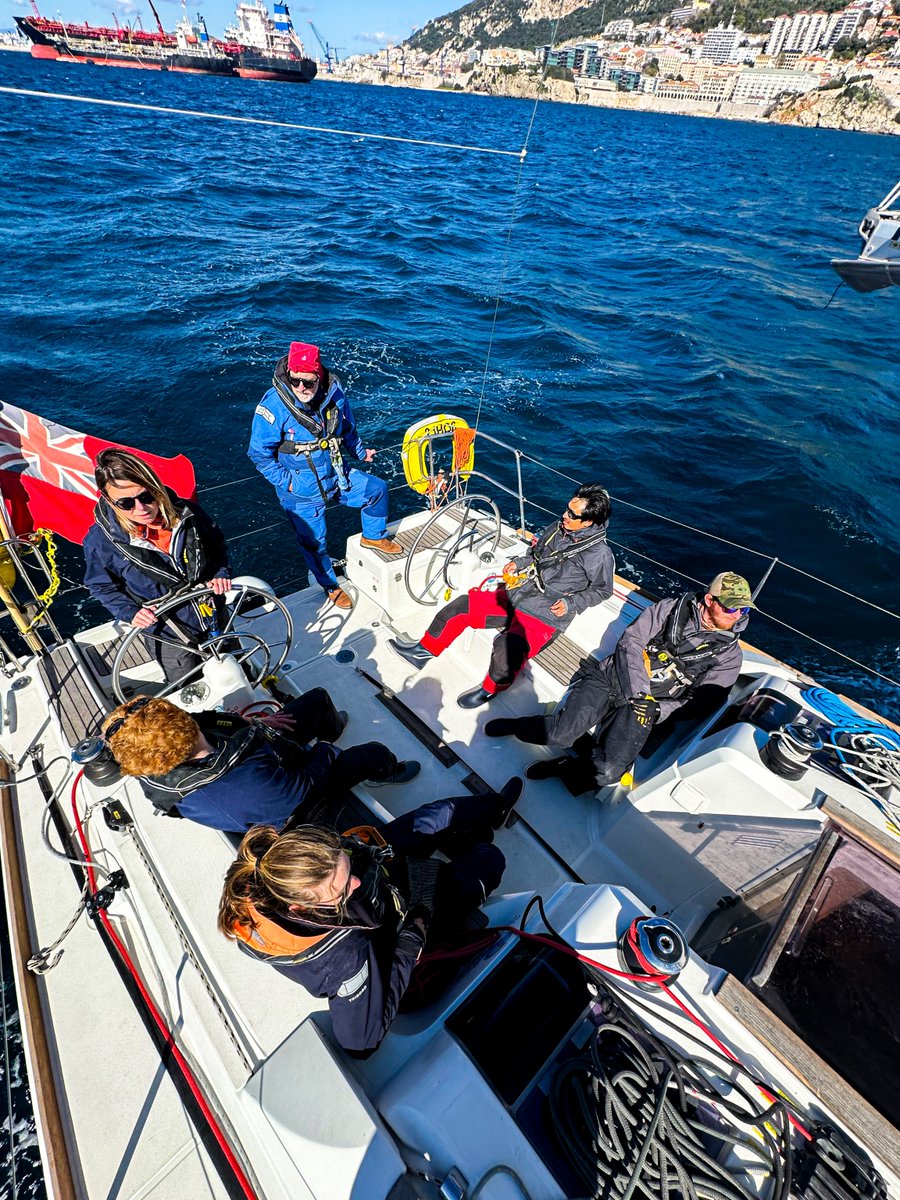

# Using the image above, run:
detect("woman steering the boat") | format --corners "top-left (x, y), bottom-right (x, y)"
top-left (83, 449), bottom-right (231, 680)
top-left (218, 786), bottom-right (518, 1055)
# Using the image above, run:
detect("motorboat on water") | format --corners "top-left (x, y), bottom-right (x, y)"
top-left (831, 178), bottom-right (900, 292)
top-left (0, 416), bottom-right (898, 1200)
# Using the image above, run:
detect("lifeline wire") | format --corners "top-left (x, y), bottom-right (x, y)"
top-left (0, 87), bottom-right (523, 158)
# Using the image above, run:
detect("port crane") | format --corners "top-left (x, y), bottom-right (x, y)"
top-left (307, 20), bottom-right (341, 70)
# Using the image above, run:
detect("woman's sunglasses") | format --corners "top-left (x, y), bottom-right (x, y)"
top-left (111, 490), bottom-right (157, 512)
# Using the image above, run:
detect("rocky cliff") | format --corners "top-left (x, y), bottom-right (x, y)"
top-left (767, 82), bottom-right (900, 135)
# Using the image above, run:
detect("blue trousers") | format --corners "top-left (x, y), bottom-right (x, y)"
top-left (281, 469), bottom-right (390, 590)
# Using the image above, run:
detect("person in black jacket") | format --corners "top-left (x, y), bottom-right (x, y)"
top-left (103, 692), bottom-right (420, 832)
top-left (217, 785), bottom-right (519, 1054)
top-left (389, 483), bottom-right (615, 709)
top-left (486, 571), bottom-right (753, 794)
top-left (83, 449), bottom-right (231, 682)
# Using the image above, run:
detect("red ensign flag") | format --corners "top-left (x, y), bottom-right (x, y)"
top-left (0, 405), bottom-right (197, 545)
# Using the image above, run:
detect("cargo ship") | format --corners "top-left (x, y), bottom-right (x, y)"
top-left (14, 0), bottom-right (316, 82)
top-left (14, 0), bottom-right (232, 74)
top-left (222, 0), bottom-right (317, 83)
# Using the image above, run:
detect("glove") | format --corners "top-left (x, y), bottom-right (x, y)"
top-left (629, 695), bottom-right (660, 728)
top-left (405, 857), bottom-right (441, 925)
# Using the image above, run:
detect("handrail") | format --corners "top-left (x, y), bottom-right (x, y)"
top-left (198, 433), bottom-right (899, 624)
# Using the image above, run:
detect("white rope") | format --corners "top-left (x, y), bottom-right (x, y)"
top-left (0, 87), bottom-right (523, 157)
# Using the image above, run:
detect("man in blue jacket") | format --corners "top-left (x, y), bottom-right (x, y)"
top-left (103, 691), bottom-right (420, 832)
top-left (248, 341), bottom-right (401, 610)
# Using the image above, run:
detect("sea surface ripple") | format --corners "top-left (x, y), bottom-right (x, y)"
top-left (1, 51), bottom-right (899, 1192)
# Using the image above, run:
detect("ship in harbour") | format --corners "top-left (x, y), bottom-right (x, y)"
top-left (14, 0), bottom-right (234, 75)
top-left (13, 0), bottom-right (316, 82)
top-left (222, 0), bottom-right (317, 83)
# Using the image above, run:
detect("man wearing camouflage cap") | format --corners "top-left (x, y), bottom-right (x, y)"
top-left (485, 571), bottom-right (754, 795)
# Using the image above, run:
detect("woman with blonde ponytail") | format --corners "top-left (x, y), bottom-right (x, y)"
top-left (219, 783), bottom-right (520, 1055)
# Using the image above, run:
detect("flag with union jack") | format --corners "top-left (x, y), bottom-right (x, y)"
top-left (0, 404), bottom-right (197, 545)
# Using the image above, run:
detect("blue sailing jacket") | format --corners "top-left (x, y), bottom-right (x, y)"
top-left (247, 359), bottom-right (367, 504)
top-left (82, 493), bottom-right (230, 632)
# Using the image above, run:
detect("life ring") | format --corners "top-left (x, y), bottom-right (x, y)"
top-left (401, 414), bottom-right (475, 495)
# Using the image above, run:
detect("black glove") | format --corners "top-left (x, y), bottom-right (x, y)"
top-left (405, 857), bottom-right (441, 925)
top-left (629, 695), bottom-right (660, 728)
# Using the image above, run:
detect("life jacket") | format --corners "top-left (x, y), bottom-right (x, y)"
top-left (271, 357), bottom-right (347, 499)
top-left (140, 712), bottom-right (307, 811)
top-left (93, 492), bottom-right (221, 631)
top-left (643, 592), bottom-right (738, 698)
top-left (516, 523), bottom-right (610, 593)
top-left (230, 827), bottom-right (406, 963)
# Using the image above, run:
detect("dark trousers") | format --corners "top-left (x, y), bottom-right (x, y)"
top-left (282, 689), bottom-right (398, 789)
top-left (421, 587), bottom-right (558, 695)
top-left (385, 794), bottom-right (506, 928)
top-left (510, 658), bottom-right (652, 788)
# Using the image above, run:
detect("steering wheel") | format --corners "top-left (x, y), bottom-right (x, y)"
top-left (110, 582), bottom-right (294, 704)
top-left (403, 495), bottom-right (502, 606)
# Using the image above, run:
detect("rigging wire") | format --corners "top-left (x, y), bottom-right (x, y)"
top-left (0, 87), bottom-right (523, 158)
top-left (473, 5), bottom-right (565, 433)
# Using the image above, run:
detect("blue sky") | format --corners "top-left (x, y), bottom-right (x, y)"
top-left (7, 0), bottom-right (447, 55)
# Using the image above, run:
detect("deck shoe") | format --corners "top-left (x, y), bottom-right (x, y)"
top-left (388, 638), bottom-right (433, 669)
top-left (525, 756), bottom-right (572, 782)
top-left (484, 718), bottom-right (517, 738)
top-left (361, 536), bottom-right (403, 554)
top-left (457, 686), bottom-right (493, 710)
top-left (367, 760), bottom-right (422, 787)
top-left (326, 586), bottom-right (353, 610)
top-left (491, 776), bottom-right (524, 829)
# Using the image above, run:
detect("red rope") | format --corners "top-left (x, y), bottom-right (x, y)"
top-left (423, 921), bottom-right (812, 1140)
top-left (69, 772), bottom-right (260, 1197)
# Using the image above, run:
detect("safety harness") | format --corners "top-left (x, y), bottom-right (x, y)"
top-left (643, 592), bottom-right (738, 698)
top-left (512, 524), bottom-right (609, 593)
top-left (140, 712), bottom-right (307, 812)
top-left (272, 358), bottom-right (349, 501)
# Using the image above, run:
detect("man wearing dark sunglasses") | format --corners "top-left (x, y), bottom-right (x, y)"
top-left (485, 571), bottom-right (755, 795)
top-left (248, 341), bottom-right (401, 611)
top-left (389, 484), bottom-right (614, 709)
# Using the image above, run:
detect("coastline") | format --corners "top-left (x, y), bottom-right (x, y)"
top-left (326, 65), bottom-right (900, 137)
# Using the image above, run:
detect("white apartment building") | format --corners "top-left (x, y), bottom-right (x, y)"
top-left (730, 66), bottom-right (819, 101)
top-left (657, 48), bottom-right (688, 74)
top-left (765, 8), bottom-right (865, 56)
top-left (605, 19), bottom-right (635, 38)
top-left (825, 10), bottom-right (863, 45)
top-left (700, 23), bottom-right (741, 62)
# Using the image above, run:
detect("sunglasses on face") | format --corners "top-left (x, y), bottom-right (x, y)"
top-left (105, 696), bottom-right (151, 741)
top-left (564, 505), bottom-right (588, 522)
top-left (713, 597), bottom-right (750, 615)
top-left (111, 490), bottom-right (157, 512)
top-left (288, 374), bottom-right (319, 391)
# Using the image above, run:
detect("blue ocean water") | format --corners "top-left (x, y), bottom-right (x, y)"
top-left (0, 51), bottom-right (899, 1193)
